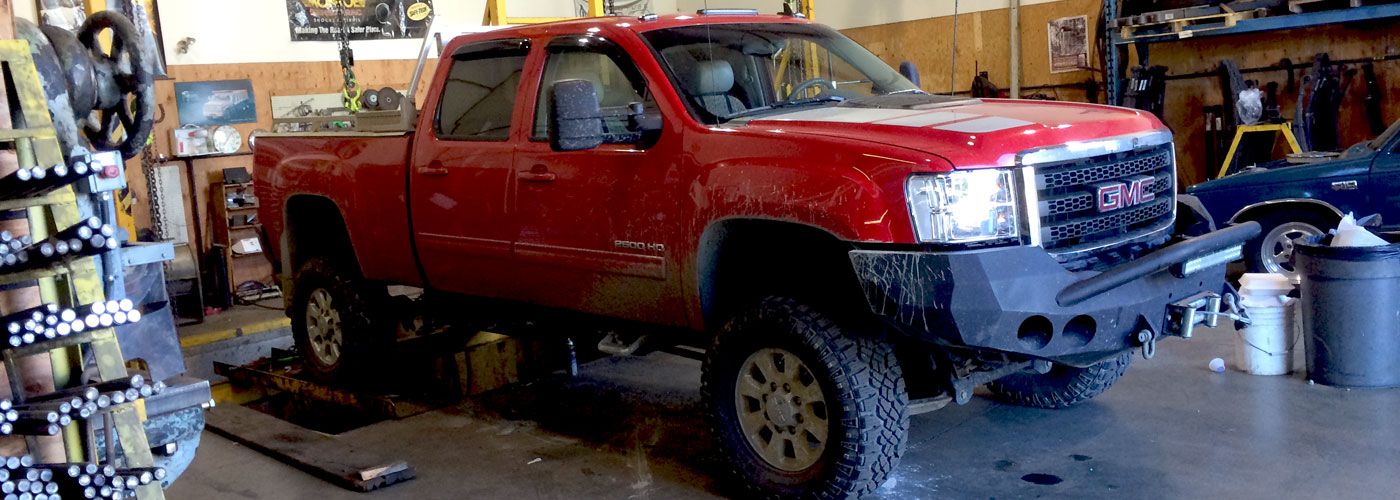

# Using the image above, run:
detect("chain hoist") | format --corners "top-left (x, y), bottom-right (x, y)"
top-left (335, 1), bottom-right (361, 112)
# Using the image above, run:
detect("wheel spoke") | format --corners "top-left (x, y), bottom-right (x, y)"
top-left (794, 380), bottom-right (823, 409)
top-left (753, 353), bottom-right (780, 384)
top-left (803, 418), bottom-right (828, 443)
top-left (737, 374), bottom-right (766, 401)
top-left (736, 404), bottom-right (768, 434)
top-left (788, 436), bottom-right (813, 463)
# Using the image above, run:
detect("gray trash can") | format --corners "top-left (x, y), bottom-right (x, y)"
top-left (1294, 238), bottom-right (1400, 388)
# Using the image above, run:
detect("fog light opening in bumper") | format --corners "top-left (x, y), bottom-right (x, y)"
top-left (1017, 316), bottom-right (1053, 350)
top-left (1063, 315), bottom-right (1097, 347)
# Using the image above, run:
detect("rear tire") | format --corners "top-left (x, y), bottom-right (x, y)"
top-left (702, 296), bottom-right (908, 500)
top-left (290, 257), bottom-right (390, 381)
top-left (987, 352), bottom-right (1132, 409)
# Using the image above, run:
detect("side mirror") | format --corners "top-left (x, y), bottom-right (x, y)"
top-left (899, 61), bottom-right (921, 87)
top-left (549, 79), bottom-right (604, 152)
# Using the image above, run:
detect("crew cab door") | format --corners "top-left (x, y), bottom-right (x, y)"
top-left (512, 34), bottom-right (685, 325)
top-left (409, 39), bottom-right (531, 297)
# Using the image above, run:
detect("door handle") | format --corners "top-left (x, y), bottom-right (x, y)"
top-left (1332, 180), bottom-right (1359, 191)
top-left (417, 161), bottom-right (449, 176)
top-left (519, 165), bottom-right (556, 183)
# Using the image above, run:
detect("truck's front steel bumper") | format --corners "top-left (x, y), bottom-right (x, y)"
top-left (849, 222), bottom-right (1261, 367)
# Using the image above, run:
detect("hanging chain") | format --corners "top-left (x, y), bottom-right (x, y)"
top-left (335, 1), bottom-right (361, 111)
top-left (140, 144), bottom-right (167, 242)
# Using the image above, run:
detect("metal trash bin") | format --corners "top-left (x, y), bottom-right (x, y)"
top-left (1294, 238), bottom-right (1400, 388)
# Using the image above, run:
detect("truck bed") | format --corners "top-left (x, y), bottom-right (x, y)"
top-left (253, 134), bottom-right (421, 286)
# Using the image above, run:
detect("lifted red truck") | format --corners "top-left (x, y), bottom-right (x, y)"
top-left (254, 12), bottom-right (1258, 499)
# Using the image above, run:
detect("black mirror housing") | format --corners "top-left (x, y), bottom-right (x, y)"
top-left (549, 79), bottom-right (605, 152)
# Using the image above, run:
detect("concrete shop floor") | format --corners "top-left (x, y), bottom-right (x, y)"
top-left (169, 322), bottom-right (1399, 500)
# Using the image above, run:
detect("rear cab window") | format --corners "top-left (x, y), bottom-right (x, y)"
top-left (435, 38), bottom-right (531, 141)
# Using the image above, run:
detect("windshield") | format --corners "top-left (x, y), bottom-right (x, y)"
top-left (641, 22), bottom-right (920, 124)
top-left (1370, 118), bottom-right (1400, 151)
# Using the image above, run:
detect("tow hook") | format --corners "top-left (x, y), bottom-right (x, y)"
top-left (1135, 329), bottom-right (1156, 359)
top-left (1165, 290), bottom-right (1251, 340)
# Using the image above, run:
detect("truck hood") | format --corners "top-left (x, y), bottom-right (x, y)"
top-left (739, 94), bottom-right (1164, 169)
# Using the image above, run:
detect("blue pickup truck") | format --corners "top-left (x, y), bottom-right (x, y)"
top-left (1187, 120), bottom-right (1400, 278)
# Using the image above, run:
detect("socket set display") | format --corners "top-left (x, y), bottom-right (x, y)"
top-left (0, 374), bottom-right (162, 437)
top-left (2, 300), bottom-right (142, 349)
top-left (0, 454), bottom-right (166, 499)
top-left (0, 218), bottom-right (118, 274)
top-left (0, 152), bottom-right (118, 201)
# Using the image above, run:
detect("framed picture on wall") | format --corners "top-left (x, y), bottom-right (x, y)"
top-left (175, 80), bottom-right (258, 127)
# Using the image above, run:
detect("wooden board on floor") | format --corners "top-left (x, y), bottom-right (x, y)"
top-left (204, 404), bottom-right (415, 492)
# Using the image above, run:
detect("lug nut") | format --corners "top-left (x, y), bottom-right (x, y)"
top-left (783, 383), bottom-right (791, 393)
top-left (788, 425), bottom-right (797, 434)
top-left (795, 414), bottom-right (804, 423)
top-left (792, 396), bottom-right (801, 405)
top-left (770, 382), bottom-right (777, 391)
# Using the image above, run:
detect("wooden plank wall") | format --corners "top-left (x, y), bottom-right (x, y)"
top-left (842, 3), bottom-right (1400, 189)
top-left (843, 0), bottom-right (1103, 101)
top-left (122, 58), bottom-right (437, 292)
top-left (1145, 21), bottom-right (1400, 187)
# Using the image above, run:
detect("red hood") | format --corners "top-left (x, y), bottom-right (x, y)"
top-left (742, 97), bottom-right (1166, 169)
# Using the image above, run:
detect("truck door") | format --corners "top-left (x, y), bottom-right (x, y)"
top-left (512, 34), bottom-right (685, 325)
top-left (410, 39), bottom-right (532, 297)
top-left (1369, 130), bottom-right (1400, 231)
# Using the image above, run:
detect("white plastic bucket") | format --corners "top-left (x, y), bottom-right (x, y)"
top-left (1234, 303), bottom-right (1296, 375)
top-left (1234, 273), bottom-right (1299, 375)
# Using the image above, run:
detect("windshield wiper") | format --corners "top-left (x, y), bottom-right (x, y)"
top-left (725, 95), bottom-right (846, 120)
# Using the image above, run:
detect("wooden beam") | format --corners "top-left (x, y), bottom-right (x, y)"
top-left (0, 0), bottom-right (16, 39)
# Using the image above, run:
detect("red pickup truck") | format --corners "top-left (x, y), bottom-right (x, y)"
top-left (254, 11), bottom-right (1258, 499)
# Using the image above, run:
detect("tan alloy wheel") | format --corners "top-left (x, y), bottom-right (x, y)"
top-left (304, 288), bottom-right (343, 366)
top-left (734, 347), bottom-right (829, 472)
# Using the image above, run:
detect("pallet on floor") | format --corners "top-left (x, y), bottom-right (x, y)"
top-left (204, 404), bottom-right (415, 492)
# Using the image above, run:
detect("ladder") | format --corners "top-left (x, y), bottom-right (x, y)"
top-left (0, 39), bottom-right (165, 499)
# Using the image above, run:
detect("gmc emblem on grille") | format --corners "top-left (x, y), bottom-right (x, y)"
top-left (1092, 175), bottom-right (1155, 212)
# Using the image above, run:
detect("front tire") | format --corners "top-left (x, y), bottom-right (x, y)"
top-left (1243, 211), bottom-right (1330, 280)
top-left (987, 352), bottom-right (1132, 409)
top-left (290, 257), bottom-right (390, 381)
top-left (702, 297), bottom-right (908, 500)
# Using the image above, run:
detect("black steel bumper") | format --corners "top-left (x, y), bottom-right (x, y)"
top-left (850, 223), bottom-right (1260, 367)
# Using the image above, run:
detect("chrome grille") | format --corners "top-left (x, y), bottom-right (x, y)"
top-left (1033, 143), bottom-right (1176, 252)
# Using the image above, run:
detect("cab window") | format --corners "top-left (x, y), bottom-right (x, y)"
top-left (532, 36), bottom-right (658, 145)
top-left (435, 41), bottom-right (529, 141)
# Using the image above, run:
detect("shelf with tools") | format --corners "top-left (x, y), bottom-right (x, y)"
top-left (210, 178), bottom-right (272, 299)
top-left (1105, 1), bottom-right (1400, 104)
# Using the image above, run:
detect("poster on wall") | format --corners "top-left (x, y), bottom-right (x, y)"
top-left (285, 0), bottom-right (435, 41)
top-left (175, 80), bottom-right (257, 127)
top-left (36, 0), bottom-right (86, 30)
top-left (1047, 15), bottom-right (1088, 74)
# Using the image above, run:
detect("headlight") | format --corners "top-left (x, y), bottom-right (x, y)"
top-left (906, 169), bottom-right (1019, 243)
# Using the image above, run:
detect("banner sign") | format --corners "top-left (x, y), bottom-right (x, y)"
top-left (285, 0), bottom-right (435, 42)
